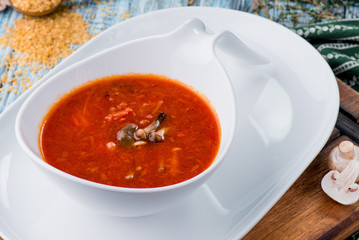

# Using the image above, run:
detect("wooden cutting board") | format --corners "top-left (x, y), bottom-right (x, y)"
top-left (244, 79), bottom-right (359, 240)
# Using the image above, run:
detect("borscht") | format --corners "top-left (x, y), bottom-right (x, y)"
top-left (39, 73), bottom-right (220, 188)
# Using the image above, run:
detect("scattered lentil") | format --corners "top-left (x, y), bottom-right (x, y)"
top-left (122, 12), bottom-right (130, 20)
top-left (0, 7), bottom-right (95, 67)
top-left (0, 0), bottom-right (134, 105)
top-left (11, 0), bottom-right (62, 13)
top-left (0, 6), bottom-right (96, 96)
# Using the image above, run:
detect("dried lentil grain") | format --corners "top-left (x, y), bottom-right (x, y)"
top-left (0, 6), bottom-right (96, 95)
top-left (11, 0), bottom-right (62, 13)
top-left (0, 7), bottom-right (95, 67)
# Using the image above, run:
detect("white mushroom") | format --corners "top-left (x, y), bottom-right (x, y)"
top-left (322, 151), bottom-right (359, 205)
top-left (329, 140), bottom-right (359, 181)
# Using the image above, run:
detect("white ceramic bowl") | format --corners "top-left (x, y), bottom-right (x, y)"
top-left (15, 19), bottom-right (237, 217)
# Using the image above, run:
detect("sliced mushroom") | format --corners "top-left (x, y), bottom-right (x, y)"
top-left (329, 140), bottom-right (359, 181)
top-left (322, 158), bottom-right (359, 205)
top-left (134, 113), bottom-right (166, 140)
top-left (117, 123), bottom-right (138, 146)
top-left (134, 129), bottom-right (147, 141)
top-left (148, 128), bottom-right (167, 143)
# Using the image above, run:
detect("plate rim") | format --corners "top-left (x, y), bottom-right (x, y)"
top-left (0, 6), bottom-right (339, 240)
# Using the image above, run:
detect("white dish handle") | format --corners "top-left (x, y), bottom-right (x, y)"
top-left (168, 18), bottom-right (273, 128)
top-left (170, 18), bottom-right (271, 68)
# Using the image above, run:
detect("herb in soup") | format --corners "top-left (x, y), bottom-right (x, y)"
top-left (39, 74), bottom-right (220, 188)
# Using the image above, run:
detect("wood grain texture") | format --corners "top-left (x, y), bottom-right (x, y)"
top-left (243, 136), bottom-right (359, 240)
top-left (328, 127), bottom-right (340, 144)
top-left (337, 78), bottom-right (359, 123)
top-left (336, 112), bottom-right (359, 144)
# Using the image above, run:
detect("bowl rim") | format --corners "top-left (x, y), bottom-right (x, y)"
top-left (14, 33), bottom-right (237, 194)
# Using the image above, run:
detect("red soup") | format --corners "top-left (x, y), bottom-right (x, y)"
top-left (39, 74), bottom-right (220, 188)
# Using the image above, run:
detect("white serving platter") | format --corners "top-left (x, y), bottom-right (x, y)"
top-left (0, 7), bottom-right (339, 240)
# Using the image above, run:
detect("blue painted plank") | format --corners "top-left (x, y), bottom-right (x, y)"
top-left (2, 0), bottom-right (359, 113)
top-left (190, 0), bottom-right (241, 9)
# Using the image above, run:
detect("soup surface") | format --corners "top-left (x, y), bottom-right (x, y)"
top-left (40, 74), bottom-right (220, 188)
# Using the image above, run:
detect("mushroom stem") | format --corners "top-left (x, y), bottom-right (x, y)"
top-left (338, 140), bottom-right (355, 160)
top-left (335, 160), bottom-right (359, 191)
top-left (322, 159), bottom-right (359, 205)
top-left (143, 112), bottom-right (166, 134)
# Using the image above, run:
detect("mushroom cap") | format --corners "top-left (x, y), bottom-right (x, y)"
top-left (117, 123), bottom-right (138, 146)
top-left (321, 170), bottom-right (359, 205)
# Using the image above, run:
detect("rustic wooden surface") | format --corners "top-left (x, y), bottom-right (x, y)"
top-left (243, 136), bottom-right (358, 240)
top-left (244, 79), bottom-right (359, 240)
top-left (337, 79), bottom-right (359, 123)
top-left (336, 112), bottom-right (359, 144)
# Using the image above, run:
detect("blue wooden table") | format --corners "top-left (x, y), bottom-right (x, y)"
top-left (2, 0), bottom-right (359, 114)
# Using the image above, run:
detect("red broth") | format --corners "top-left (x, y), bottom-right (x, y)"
top-left (39, 74), bottom-right (220, 188)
